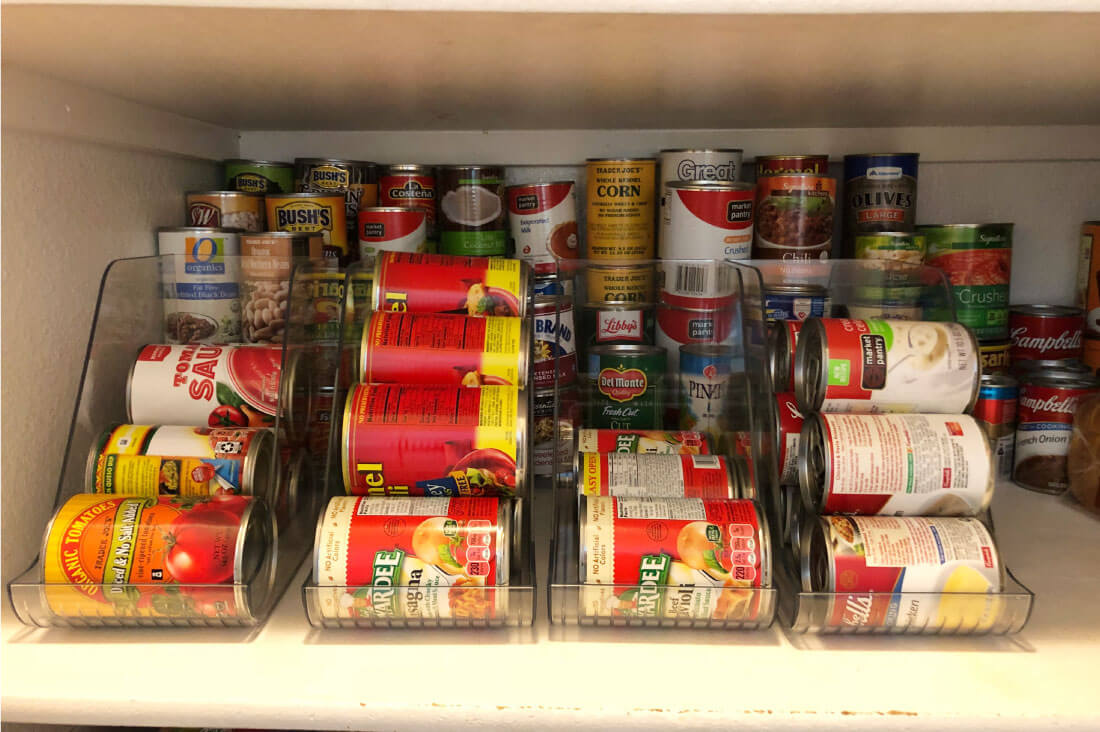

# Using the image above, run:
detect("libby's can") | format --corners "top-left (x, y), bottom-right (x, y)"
top-left (534, 295), bottom-right (577, 388)
top-left (585, 158), bottom-right (657, 260)
top-left (658, 148), bottom-right (743, 205)
top-left (775, 393), bottom-right (804, 486)
top-left (372, 251), bottom-right (528, 317)
top-left (764, 284), bottom-right (830, 322)
top-left (357, 207), bottom-right (430, 262)
top-left (1009, 304), bottom-right (1084, 363)
top-left (768, 319), bottom-right (802, 393)
top-left (920, 223), bottom-right (1013, 342)
top-left (295, 158), bottom-right (378, 234)
top-left (186, 191), bottom-right (264, 232)
top-left (586, 344), bottom-right (665, 430)
top-left (575, 429), bottom-right (710, 454)
top-left (224, 159), bottom-right (294, 195)
top-left (752, 175), bottom-right (837, 260)
top-left (973, 372), bottom-right (1018, 482)
top-left (659, 181), bottom-right (754, 260)
top-left (533, 385), bottom-right (580, 476)
top-left (853, 231), bottom-right (926, 264)
top-left (679, 344), bottom-right (737, 434)
top-left (581, 301), bottom-right (656, 356)
top-left (379, 164), bottom-right (438, 241)
top-left (754, 154), bottom-right (828, 178)
top-left (576, 453), bottom-right (737, 498)
top-left (586, 264), bottom-right (655, 303)
top-left (1014, 370), bottom-right (1100, 494)
top-left (437, 165), bottom-right (508, 256)
top-left (157, 227), bottom-right (242, 344)
top-left (979, 339), bottom-right (1012, 374)
top-left (843, 153), bottom-right (919, 246)
top-left (265, 192), bottom-right (348, 261)
top-left (655, 289), bottom-right (739, 375)
top-left (506, 181), bottom-right (579, 273)
top-left (240, 231), bottom-right (309, 344)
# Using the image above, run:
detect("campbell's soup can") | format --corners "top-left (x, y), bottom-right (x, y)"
top-left (379, 164), bottom-right (438, 241)
top-left (1077, 221), bottom-right (1100, 333)
top-left (798, 413), bottom-right (993, 516)
top-left (793, 318), bottom-right (981, 414)
top-left (312, 496), bottom-right (514, 620)
top-left (224, 159), bottom-right (294, 195)
top-left (575, 429), bottom-right (710, 454)
top-left (679, 344), bottom-right (736, 434)
top-left (41, 493), bottom-right (274, 622)
top-left (764, 284), bottom-right (831, 323)
top-left (656, 289), bottom-right (739, 375)
top-left (754, 154), bottom-right (829, 178)
top-left (659, 181), bottom-right (754, 260)
top-left (157, 227), bottom-right (242, 345)
top-left (576, 453), bottom-right (737, 498)
top-left (801, 516), bottom-right (1004, 631)
top-left (294, 158), bottom-right (378, 236)
top-left (974, 372), bottom-right (1018, 483)
top-left (581, 302), bottom-right (656, 358)
top-left (658, 148), bottom-right (743, 204)
top-left (768, 319), bottom-right (802, 393)
top-left (533, 386), bottom-right (580, 476)
top-left (586, 264), bottom-right (655, 303)
top-left (585, 158), bottom-right (657, 260)
top-left (842, 153), bottom-right (919, 246)
top-left (186, 190), bottom-right (264, 232)
top-left (753, 175), bottom-right (836, 260)
top-left (357, 207), bottom-right (430, 262)
top-left (1009, 304), bottom-right (1084, 363)
top-left (580, 496), bottom-right (770, 622)
top-left (586, 344), bottom-right (664, 430)
top-left (341, 383), bottom-right (525, 497)
top-left (775, 393), bottom-right (804, 486)
top-left (979, 339), bottom-right (1012, 374)
top-left (507, 181), bottom-right (579, 273)
top-left (372, 251), bottom-right (528, 317)
top-left (534, 296), bottom-right (577, 388)
top-left (1014, 371), bottom-right (1100, 494)
top-left (265, 192), bottom-right (348, 261)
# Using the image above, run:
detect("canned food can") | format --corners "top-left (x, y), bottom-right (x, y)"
top-left (764, 284), bottom-right (830, 322)
top-left (307, 386), bottom-right (337, 460)
top-left (580, 496), bottom-right (770, 621)
top-left (1078, 221), bottom-right (1100, 332)
top-left (1085, 333), bottom-right (1100, 372)
top-left (781, 484), bottom-right (805, 554)
top-left (186, 191), bottom-right (264, 232)
top-left (659, 149), bottom-right (743, 205)
top-left (768, 320), bottom-right (802, 393)
top-left (295, 158), bottom-right (378, 233)
top-left (919, 223), bottom-right (1013, 341)
top-left (753, 175), bottom-right (836, 260)
top-left (533, 274), bottom-right (574, 297)
top-left (659, 181), bottom-right (754, 260)
top-left (845, 301), bottom-right (923, 321)
top-left (360, 311), bottom-right (529, 387)
top-left (372, 251), bottom-right (528, 317)
top-left (660, 260), bottom-right (737, 299)
top-left (379, 164), bottom-right (438, 241)
top-left (1009, 304), bottom-right (1084, 362)
top-left (754, 154), bottom-right (829, 178)
top-left (799, 413), bottom-right (993, 515)
top-left (853, 232), bottom-right (926, 264)
top-left (87, 424), bottom-right (274, 499)
top-left (575, 429), bottom-right (710, 454)
top-left (357, 207), bottom-right (430, 262)
top-left (506, 181), bottom-right (579, 273)
top-left (533, 386), bottom-right (580, 476)
top-left (793, 318), bottom-right (981, 414)
top-left (586, 264), bottom-right (655, 303)
top-left (157, 227), bottom-right (242, 344)
top-left (1014, 370), bottom-right (1100, 493)
top-left (585, 158), bottom-right (657, 260)
top-left (775, 393), bottom-right (804, 486)
top-left (1012, 358), bottom-right (1092, 377)
top-left (973, 372), bottom-right (1018, 483)
top-left (842, 154), bottom-right (920, 245)
top-left (656, 290), bottom-right (739, 375)
top-left (41, 493), bottom-right (274, 621)
top-left (240, 231), bottom-right (309, 344)
top-left (581, 302), bottom-right (656, 355)
top-left (978, 339), bottom-right (1012, 374)
top-left (265, 192), bottom-right (348, 261)
top-left (312, 496), bottom-right (513, 620)
top-left (298, 269), bottom-right (346, 342)
top-left (801, 515), bottom-right (1004, 630)
top-left (576, 453), bottom-right (736, 498)
top-left (534, 295), bottom-right (577, 388)
top-left (224, 159), bottom-right (294, 195)
top-left (586, 344), bottom-right (665, 430)
top-left (679, 344), bottom-right (737, 434)
top-left (437, 165), bottom-right (507, 256)
top-left (341, 384), bottom-right (526, 497)
top-left (273, 448), bottom-right (310, 533)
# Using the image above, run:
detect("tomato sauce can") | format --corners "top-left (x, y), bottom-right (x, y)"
top-left (265, 192), bottom-right (348, 261)
top-left (586, 344), bottom-right (665, 430)
top-left (678, 344), bottom-right (736, 434)
top-left (920, 223), bottom-right (1013, 341)
top-left (754, 154), bottom-right (829, 178)
top-left (359, 311), bottom-right (529, 387)
top-left (1014, 370), bottom-right (1100, 493)
top-left (533, 385), bottom-right (580, 476)
top-left (1077, 220), bottom-right (1100, 333)
top-left (157, 227), bottom-right (242, 344)
top-left (312, 496), bottom-right (514, 620)
top-left (659, 181), bottom-right (754, 260)
top-left (799, 413), bottom-right (993, 515)
top-left (224, 159), bottom-right (295, 195)
top-left (372, 251), bottom-right (529, 317)
top-left (581, 302), bottom-right (656, 359)
top-left (579, 496), bottom-right (770, 622)
top-left (586, 264), bottom-right (656, 304)
top-left (842, 153), bottom-right (919, 246)
top-left (507, 181), bottom-right (580, 273)
top-left (775, 393), bottom-right (804, 486)
top-left (801, 515), bottom-right (1005, 630)
top-left (656, 289), bottom-right (738, 375)
top-left (41, 493), bottom-right (274, 622)
top-left (768, 319), bottom-right (802, 393)
top-left (764, 284), bottom-right (831, 323)
top-left (1009, 304), bottom-right (1084, 362)
top-left (576, 453), bottom-right (737, 498)
top-left (793, 318), bottom-right (981, 414)
top-left (533, 295), bottom-right (577, 388)
top-left (379, 164), bottom-right (438, 241)
top-left (585, 158), bottom-right (657, 260)
top-left (186, 190), bottom-right (264, 232)
top-left (341, 383), bottom-right (526, 497)
top-left (294, 158), bottom-right (378, 236)
top-left (357, 207), bottom-right (430, 262)
top-left (973, 372), bottom-right (1018, 483)
top-left (575, 429), bottom-right (710, 454)
top-left (753, 175), bottom-right (837, 260)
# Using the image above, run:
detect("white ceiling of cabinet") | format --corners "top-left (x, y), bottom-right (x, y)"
top-left (3, 6), bottom-right (1099, 130)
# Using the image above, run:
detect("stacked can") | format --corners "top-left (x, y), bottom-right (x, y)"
top-left (533, 294), bottom-right (580, 476)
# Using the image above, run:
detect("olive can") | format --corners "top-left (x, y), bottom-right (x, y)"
top-left (843, 154), bottom-right (919, 246)
top-left (586, 344), bottom-right (665, 430)
top-left (754, 155), bottom-right (829, 177)
top-left (437, 165), bottom-right (508, 256)
top-left (973, 372), bottom-right (1018, 483)
top-left (853, 231), bottom-right (926, 264)
top-left (295, 158), bottom-right (379, 233)
top-left (585, 158), bottom-right (657, 260)
top-left (186, 191), bottom-right (264, 232)
top-left (265, 192), bottom-right (348, 261)
top-left (764, 284), bottom-right (831, 322)
top-left (586, 264), bottom-right (655, 303)
top-left (224, 159), bottom-right (294, 195)
top-left (576, 452), bottom-right (737, 498)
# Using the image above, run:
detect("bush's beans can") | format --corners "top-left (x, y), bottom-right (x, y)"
top-left (754, 154), bottom-right (829, 178)
top-left (679, 344), bottom-right (736, 434)
top-left (224, 159), bottom-right (294, 195)
top-left (437, 165), bottom-right (507, 256)
top-left (372, 251), bottom-right (528, 317)
top-left (312, 496), bottom-right (513, 620)
top-left (768, 319), bottom-right (802, 393)
top-left (580, 496), bottom-right (770, 622)
top-left (659, 181), bottom-right (754, 260)
top-left (575, 429), bottom-right (710, 454)
top-left (920, 223), bottom-right (1013, 341)
top-left (658, 148), bottom-right (743, 204)
top-left (380, 164), bottom-right (438, 241)
top-left (586, 264), bottom-right (655, 303)
top-left (357, 207), bottom-right (430, 262)
top-left (577, 453), bottom-right (737, 498)
top-left (1014, 370), bottom-right (1100, 494)
top-left (360, 311), bottom-right (529, 387)
top-left (534, 295), bottom-right (577, 388)
top-left (507, 181), bottom-right (579, 273)
top-left (342, 383), bottom-right (525, 497)
top-left (41, 493), bottom-right (274, 622)
top-left (581, 302), bottom-right (656, 358)
top-left (979, 339), bottom-right (1012, 374)
top-left (656, 290), bottom-right (738, 375)
top-left (1009, 305), bottom-right (1084, 363)
top-left (87, 424), bottom-right (274, 499)
top-left (586, 345), bottom-right (664, 430)
top-left (294, 158), bottom-right (378, 235)
top-left (842, 154), bottom-right (919, 246)
top-left (853, 231), bottom-right (926, 264)
top-left (157, 227), bottom-right (242, 344)
top-left (764, 284), bottom-right (830, 322)
top-left (186, 191), bottom-right (264, 232)
top-left (533, 385), bottom-right (580, 476)
top-left (801, 515), bottom-right (1004, 630)
top-left (1077, 221), bottom-right (1100, 333)
top-left (793, 318), bottom-right (981, 414)
top-left (752, 175), bottom-right (836, 260)
top-left (775, 393), bottom-right (804, 486)
top-left (265, 192), bottom-right (348, 261)
top-left (585, 158), bottom-right (657, 260)
top-left (974, 372), bottom-right (1018, 483)
top-left (799, 413), bottom-right (993, 516)
top-left (240, 231), bottom-right (309, 344)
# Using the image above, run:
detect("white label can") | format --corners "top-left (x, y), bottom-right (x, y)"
top-left (506, 181), bottom-right (579, 274)
top-left (658, 148), bottom-right (744, 207)
top-left (660, 181), bottom-right (754, 260)
top-left (157, 227), bottom-right (241, 344)
top-left (357, 207), bottom-right (429, 263)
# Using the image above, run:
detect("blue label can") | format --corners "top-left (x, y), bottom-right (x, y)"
top-left (764, 284), bottom-right (831, 322)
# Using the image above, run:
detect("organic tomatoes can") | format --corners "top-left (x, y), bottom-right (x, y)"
top-left (40, 493), bottom-right (274, 623)
top-left (579, 497), bottom-right (770, 622)
top-left (775, 393), bottom-right (804, 486)
top-left (1009, 304), bottom-right (1084, 363)
top-left (919, 223), bottom-right (1013, 341)
top-left (1014, 370), bottom-right (1100, 494)
top-left (342, 384), bottom-right (526, 497)
top-left (372, 251), bottom-right (528, 317)
top-left (659, 181), bottom-right (754, 260)
top-left (534, 295), bottom-right (577, 388)
top-left (359, 311), bottom-right (530, 387)
top-left (357, 207), bottom-right (430, 263)
top-left (576, 453), bottom-right (737, 498)
top-left (575, 429), bottom-right (710, 455)
top-left (801, 515), bottom-right (1005, 631)
top-left (507, 181), bottom-right (580, 273)
top-left (768, 319), bottom-right (802, 393)
top-left (585, 158), bottom-right (657, 260)
top-left (312, 496), bottom-right (514, 621)
top-left (793, 318), bottom-right (980, 414)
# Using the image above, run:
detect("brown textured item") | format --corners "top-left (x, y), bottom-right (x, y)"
top-left (1068, 393), bottom-right (1100, 514)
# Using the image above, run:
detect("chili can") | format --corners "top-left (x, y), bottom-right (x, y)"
top-left (576, 453), bottom-right (736, 498)
top-left (585, 158), bottom-right (657, 260)
top-left (655, 289), bottom-right (738, 375)
top-left (372, 251), bottom-right (528, 317)
top-left (752, 175), bottom-right (836, 260)
top-left (534, 295), bottom-right (577, 388)
top-left (754, 154), bottom-right (829, 178)
top-left (581, 302), bottom-right (656, 358)
top-left (357, 207), bottom-right (430, 262)
top-left (1014, 370), bottom-right (1100, 494)
top-left (341, 383), bottom-right (526, 497)
top-left (186, 190), bottom-right (264, 232)
top-left (533, 385), bottom-right (580, 476)
top-left (842, 154), bottom-right (919, 246)
top-left (1009, 304), bottom-right (1084, 362)
top-left (506, 181), bottom-right (579, 273)
top-left (853, 231), bottom-right (926, 264)
top-left (295, 158), bottom-right (378, 233)
top-left (775, 393), bottom-right (804, 486)
top-left (586, 264), bottom-right (655, 303)
top-left (360, 311), bottom-right (529, 387)
top-left (224, 159), bottom-right (294, 195)
top-left (437, 165), bottom-right (508, 256)
top-left (793, 318), bottom-right (981, 414)
top-left (240, 231), bottom-right (310, 344)
top-left (764, 284), bottom-right (830, 322)
top-left (679, 344), bottom-right (737, 434)
top-left (575, 429), bottom-right (710, 454)
top-left (1078, 220), bottom-right (1100, 333)
top-left (265, 192), bottom-right (348, 261)
top-left (768, 319), bottom-right (802, 393)
top-left (379, 164), bottom-right (438, 241)
top-left (973, 372), bottom-right (1018, 483)
top-left (157, 227), bottom-right (242, 345)
top-left (659, 181), bottom-right (754, 260)
top-left (979, 339), bottom-right (1012, 374)
top-left (586, 344), bottom-right (665, 430)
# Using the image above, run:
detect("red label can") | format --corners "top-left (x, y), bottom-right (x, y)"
top-left (506, 181), bottom-right (579, 274)
top-left (577, 453), bottom-right (736, 498)
top-left (575, 429), bottom-right (710, 454)
top-left (1014, 373), bottom-right (1099, 493)
top-left (1009, 305), bottom-right (1084, 362)
top-left (655, 290), bottom-right (738, 375)
top-left (372, 251), bottom-right (527, 317)
top-left (754, 155), bottom-right (829, 178)
top-left (357, 207), bottom-right (429, 261)
top-left (379, 166), bottom-right (437, 240)
top-left (775, 393), bottom-right (804, 486)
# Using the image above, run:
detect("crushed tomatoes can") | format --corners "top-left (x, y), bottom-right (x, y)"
top-left (312, 496), bottom-right (513, 621)
top-left (920, 223), bottom-right (1013, 341)
top-left (342, 383), bottom-right (526, 497)
top-left (372, 251), bottom-right (528, 317)
top-left (1009, 304), bottom-right (1084, 363)
top-left (577, 453), bottom-right (737, 498)
top-left (575, 429), bottom-right (710, 454)
top-left (359, 311), bottom-right (529, 387)
top-left (659, 181), bottom-right (754, 260)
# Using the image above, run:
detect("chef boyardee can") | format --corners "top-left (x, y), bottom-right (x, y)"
top-left (576, 452), bottom-right (736, 498)
top-left (679, 344), bottom-right (736, 435)
top-left (585, 158), bottom-right (657, 260)
top-left (534, 295), bottom-right (577, 389)
top-left (224, 159), bottom-right (294, 195)
top-left (587, 345), bottom-right (664, 430)
top-left (843, 154), bottom-right (919, 247)
top-left (764, 284), bottom-right (830, 323)
top-left (265, 192), bottom-right (348, 261)
top-left (438, 165), bottom-right (508, 256)
top-left (295, 158), bottom-right (379, 235)
top-left (974, 372), bottom-right (1018, 483)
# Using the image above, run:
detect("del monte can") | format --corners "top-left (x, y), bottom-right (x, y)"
top-left (587, 345), bottom-right (664, 430)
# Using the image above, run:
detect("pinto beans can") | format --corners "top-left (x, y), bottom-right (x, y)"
top-left (357, 207), bottom-right (430, 262)
top-left (920, 223), bottom-right (1013, 341)
top-left (754, 154), bottom-right (829, 178)
top-left (585, 158), bottom-right (657, 260)
top-left (312, 496), bottom-right (513, 620)
top-left (265, 192), bottom-right (348, 261)
top-left (360, 311), bottom-right (529, 387)
top-left (534, 295), bottom-right (577, 388)
top-left (775, 393), bottom-right (804, 486)
top-left (659, 181), bottom-right (754, 260)
top-left (577, 453), bottom-right (736, 498)
top-left (753, 175), bottom-right (836, 260)
top-left (372, 251), bottom-right (528, 317)
top-left (580, 497), bottom-right (770, 622)
top-left (379, 164), bottom-right (438, 241)
top-left (1009, 305), bottom-right (1084, 362)
top-left (186, 191), bottom-right (264, 232)
top-left (793, 318), bottom-right (981, 414)
top-left (974, 372), bottom-right (1018, 482)
top-left (507, 181), bottom-right (580, 273)
top-left (575, 429), bottom-right (710, 454)
top-left (842, 154), bottom-right (919, 246)
top-left (342, 384), bottom-right (525, 497)
top-left (1014, 371), bottom-right (1100, 494)
top-left (679, 344), bottom-right (737, 434)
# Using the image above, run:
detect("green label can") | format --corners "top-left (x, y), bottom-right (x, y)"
top-left (586, 345), bottom-right (665, 430)
top-left (438, 165), bottom-right (508, 256)
top-left (920, 223), bottom-right (1013, 341)
top-left (224, 159), bottom-right (294, 194)
top-left (853, 232), bottom-right (926, 264)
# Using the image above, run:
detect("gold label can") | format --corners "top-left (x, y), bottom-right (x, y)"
top-left (265, 192), bottom-right (348, 261)
top-left (585, 158), bottom-right (656, 260)
top-left (586, 264), bottom-right (655, 303)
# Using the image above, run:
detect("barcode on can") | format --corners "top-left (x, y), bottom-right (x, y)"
top-left (672, 263), bottom-right (732, 296)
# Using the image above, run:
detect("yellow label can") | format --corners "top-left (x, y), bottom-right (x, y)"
top-left (585, 158), bottom-right (656, 260)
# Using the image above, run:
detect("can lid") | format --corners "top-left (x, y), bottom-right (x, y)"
top-left (585, 157), bottom-right (657, 163)
top-left (382, 163), bottom-right (435, 174)
top-left (359, 206), bottom-right (427, 215)
top-left (679, 343), bottom-right (735, 359)
top-left (1019, 368), bottom-right (1100, 388)
top-left (1014, 358), bottom-right (1092, 374)
top-left (797, 414), bottom-right (827, 514)
top-left (236, 498), bottom-right (277, 616)
top-left (264, 191), bottom-right (343, 199)
top-left (224, 159), bottom-right (293, 167)
top-left (158, 226), bottom-right (244, 234)
top-left (915, 223), bottom-right (1015, 230)
top-left (765, 283), bottom-right (828, 296)
top-left (505, 180), bottom-right (576, 190)
top-left (666, 180), bottom-right (754, 192)
top-left (843, 152), bottom-right (920, 159)
top-left (800, 515), bottom-right (833, 592)
top-left (186, 190), bottom-right (263, 198)
top-left (980, 371), bottom-right (1019, 388)
top-left (1009, 304), bottom-right (1084, 318)
top-left (295, 158), bottom-right (378, 167)
top-left (660, 148), bottom-right (744, 154)
top-left (754, 154), bottom-right (828, 161)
